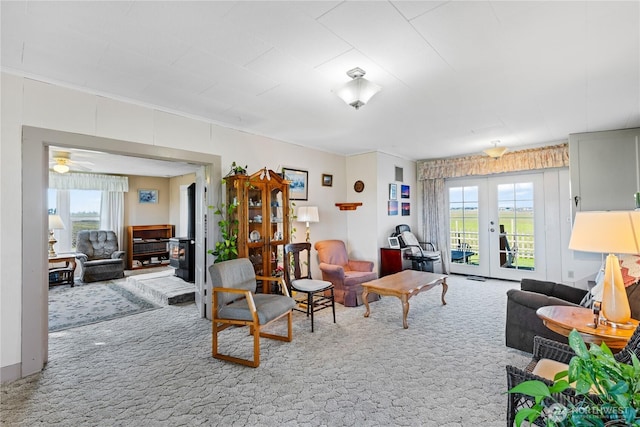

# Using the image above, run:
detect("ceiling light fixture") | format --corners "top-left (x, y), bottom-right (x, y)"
top-left (334, 67), bottom-right (381, 110)
top-left (52, 152), bottom-right (71, 173)
top-left (483, 140), bottom-right (508, 159)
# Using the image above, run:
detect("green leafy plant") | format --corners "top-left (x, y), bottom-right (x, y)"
top-left (228, 161), bottom-right (247, 176)
top-left (208, 201), bottom-right (239, 263)
top-left (509, 329), bottom-right (640, 426)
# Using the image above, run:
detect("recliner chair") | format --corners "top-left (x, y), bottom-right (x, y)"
top-left (75, 230), bottom-right (125, 283)
top-left (393, 224), bottom-right (442, 273)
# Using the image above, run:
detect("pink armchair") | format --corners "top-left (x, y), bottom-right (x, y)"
top-left (314, 240), bottom-right (379, 307)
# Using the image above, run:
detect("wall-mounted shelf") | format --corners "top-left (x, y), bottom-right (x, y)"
top-left (335, 203), bottom-right (362, 211)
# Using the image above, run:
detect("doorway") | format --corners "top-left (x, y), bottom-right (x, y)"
top-left (21, 126), bottom-right (221, 378)
top-left (446, 172), bottom-right (547, 281)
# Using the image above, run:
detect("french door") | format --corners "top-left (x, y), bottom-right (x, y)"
top-left (446, 173), bottom-right (547, 281)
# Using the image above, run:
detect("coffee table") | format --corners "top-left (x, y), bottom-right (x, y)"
top-left (536, 305), bottom-right (638, 351)
top-left (362, 270), bottom-right (448, 329)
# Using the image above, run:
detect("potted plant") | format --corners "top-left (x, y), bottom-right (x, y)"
top-left (228, 161), bottom-right (247, 176)
top-left (509, 329), bottom-right (640, 426)
top-left (208, 201), bottom-right (239, 263)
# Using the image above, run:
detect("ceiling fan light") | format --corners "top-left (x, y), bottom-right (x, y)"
top-left (334, 68), bottom-right (381, 110)
top-left (53, 163), bottom-right (70, 173)
top-left (483, 146), bottom-right (508, 159)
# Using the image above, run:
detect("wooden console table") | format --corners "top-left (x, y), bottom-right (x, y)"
top-left (537, 305), bottom-right (638, 351)
top-left (48, 254), bottom-right (77, 286)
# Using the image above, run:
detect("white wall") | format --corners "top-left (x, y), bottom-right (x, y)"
top-left (0, 73), bottom-right (354, 382)
top-left (345, 152), bottom-right (418, 272)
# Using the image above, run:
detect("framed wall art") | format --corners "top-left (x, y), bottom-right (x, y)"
top-left (388, 200), bottom-right (398, 216)
top-left (402, 202), bottom-right (410, 216)
top-left (389, 183), bottom-right (397, 200)
top-left (401, 185), bottom-right (410, 199)
top-left (138, 189), bottom-right (158, 204)
top-left (322, 174), bottom-right (333, 187)
top-left (283, 168), bottom-right (308, 200)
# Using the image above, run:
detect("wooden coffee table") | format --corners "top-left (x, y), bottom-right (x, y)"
top-left (362, 270), bottom-right (448, 329)
top-left (537, 305), bottom-right (638, 351)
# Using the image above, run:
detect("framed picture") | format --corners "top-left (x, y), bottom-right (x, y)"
top-left (402, 202), bottom-right (410, 216)
top-left (388, 236), bottom-right (401, 249)
top-left (401, 185), bottom-right (410, 199)
top-left (389, 183), bottom-right (397, 200)
top-left (388, 200), bottom-right (398, 216)
top-left (283, 168), bottom-right (308, 200)
top-left (138, 189), bottom-right (158, 204)
top-left (322, 174), bottom-right (333, 187)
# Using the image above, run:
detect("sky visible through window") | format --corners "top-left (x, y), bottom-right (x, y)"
top-left (48, 189), bottom-right (101, 214)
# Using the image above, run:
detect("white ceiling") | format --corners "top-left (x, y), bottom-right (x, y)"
top-left (2, 1), bottom-right (639, 170)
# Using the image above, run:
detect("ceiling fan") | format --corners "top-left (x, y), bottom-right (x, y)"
top-left (49, 151), bottom-right (93, 173)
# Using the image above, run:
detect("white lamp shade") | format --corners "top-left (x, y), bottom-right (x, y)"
top-left (335, 78), bottom-right (381, 109)
top-left (48, 214), bottom-right (66, 230)
top-left (569, 211), bottom-right (640, 254)
top-left (297, 206), bottom-right (319, 223)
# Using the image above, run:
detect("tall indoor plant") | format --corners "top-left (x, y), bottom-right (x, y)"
top-left (509, 329), bottom-right (640, 426)
top-left (209, 200), bottom-right (239, 263)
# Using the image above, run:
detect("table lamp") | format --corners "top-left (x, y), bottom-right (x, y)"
top-left (296, 206), bottom-right (319, 242)
top-left (568, 211), bottom-right (640, 327)
top-left (48, 214), bottom-right (66, 257)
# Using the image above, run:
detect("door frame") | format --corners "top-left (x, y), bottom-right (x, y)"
top-left (21, 126), bottom-right (221, 379)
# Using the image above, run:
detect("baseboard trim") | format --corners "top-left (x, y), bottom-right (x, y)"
top-left (1, 362), bottom-right (21, 384)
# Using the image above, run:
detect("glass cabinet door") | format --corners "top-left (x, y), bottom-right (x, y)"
top-left (246, 183), bottom-right (265, 276)
top-left (268, 186), bottom-right (286, 283)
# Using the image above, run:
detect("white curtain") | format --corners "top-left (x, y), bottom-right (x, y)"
top-left (55, 190), bottom-right (71, 252)
top-left (49, 172), bottom-right (128, 250)
top-left (100, 191), bottom-right (125, 250)
top-left (422, 178), bottom-right (449, 273)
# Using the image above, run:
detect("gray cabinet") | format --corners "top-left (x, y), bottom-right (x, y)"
top-left (569, 128), bottom-right (640, 214)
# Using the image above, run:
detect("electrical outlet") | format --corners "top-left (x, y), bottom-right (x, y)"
top-left (568, 270), bottom-right (574, 279)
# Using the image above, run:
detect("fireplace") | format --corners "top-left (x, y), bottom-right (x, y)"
top-left (169, 182), bottom-right (196, 282)
top-left (170, 238), bottom-right (195, 282)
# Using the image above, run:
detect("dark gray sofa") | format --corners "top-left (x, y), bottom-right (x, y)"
top-left (506, 278), bottom-right (640, 353)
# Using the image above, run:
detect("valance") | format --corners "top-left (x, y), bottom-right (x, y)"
top-left (417, 143), bottom-right (569, 180)
top-left (49, 172), bottom-right (129, 192)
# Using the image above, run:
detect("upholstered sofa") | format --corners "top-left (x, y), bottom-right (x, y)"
top-left (314, 240), bottom-right (379, 307)
top-left (76, 230), bottom-right (125, 283)
top-left (506, 278), bottom-right (640, 353)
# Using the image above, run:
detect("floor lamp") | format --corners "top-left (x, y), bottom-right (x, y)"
top-left (568, 211), bottom-right (640, 327)
top-left (296, 206), bottom-right (319, 243)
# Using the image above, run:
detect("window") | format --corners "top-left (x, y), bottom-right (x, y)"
top-left (48, 189), bottom-right (102, 250)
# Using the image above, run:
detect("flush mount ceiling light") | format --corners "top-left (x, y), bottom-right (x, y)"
top-left (483, 140), bottom-right (508, 159)
top-left (334, 67), bottom-right (381, 110)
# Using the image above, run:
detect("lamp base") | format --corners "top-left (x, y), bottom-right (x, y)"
top-left (600, 318), bottom-right (636, 330)
top-left (48, 230), bottom-right (57, 258)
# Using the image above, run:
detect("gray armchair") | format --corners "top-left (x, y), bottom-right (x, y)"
top-left (75, 230), bottom-right (125, 283)
top-left (209, 258), bottom-right (296, 367)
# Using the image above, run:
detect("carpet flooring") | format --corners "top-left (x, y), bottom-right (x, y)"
top-left (2, 274), bottom-right (531, 426)
top-left (48, 280), bottom-right (161, 332)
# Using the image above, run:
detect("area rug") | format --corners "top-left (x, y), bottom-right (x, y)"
top-left (48, 281), bottom-right (161, 332)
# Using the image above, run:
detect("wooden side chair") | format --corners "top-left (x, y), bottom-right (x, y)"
top-left (209, 258), bottom-right (296, 367)
top-left (284, 242), bottom-right (336, 332)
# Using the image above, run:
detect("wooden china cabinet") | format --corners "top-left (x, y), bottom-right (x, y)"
top-left (224, 168), bottom-right (290, 293)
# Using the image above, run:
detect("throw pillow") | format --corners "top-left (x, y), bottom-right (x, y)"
top-left (619, 254), bottom-right (640, 287)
